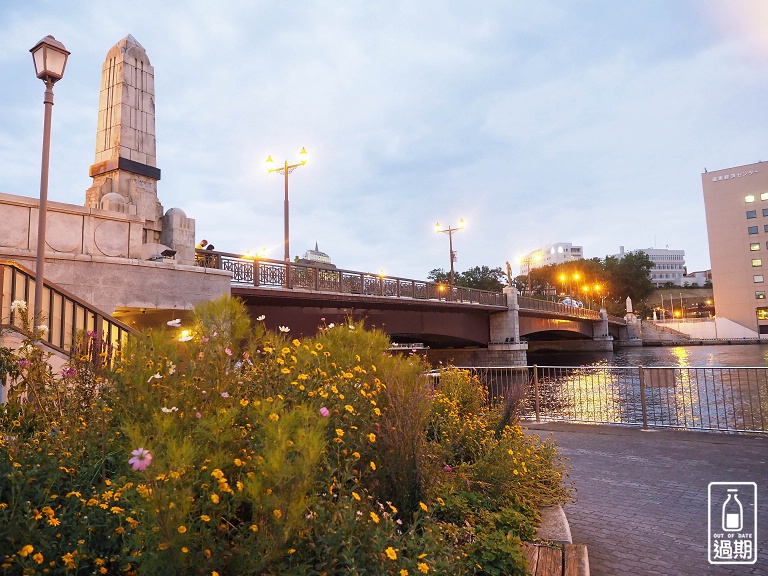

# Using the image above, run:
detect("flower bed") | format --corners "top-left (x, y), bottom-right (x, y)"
top-left (0, 296), bottom-right (571, 575)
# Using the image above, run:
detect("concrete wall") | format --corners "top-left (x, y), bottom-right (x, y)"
top-left (0, 191), bottom-right (145, 259)
top-left (649, 318), bottom-right (758, 340)
top-left (2, 249), bottom-right (231, 316)
top-left (425, 346), bottom-right (528, 367)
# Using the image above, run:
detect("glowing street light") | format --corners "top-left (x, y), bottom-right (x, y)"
top-left (266, 147), bottom-right (308, 262)
top-left (518, 253), bottom-right (541, 296)
top-left (435, 219), bottom-right (465, 286)
top-left (30, 35), bottom-right (69, 325)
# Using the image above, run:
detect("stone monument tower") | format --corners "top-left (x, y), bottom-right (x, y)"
top-left (84, 35), bottom-right (195, 264)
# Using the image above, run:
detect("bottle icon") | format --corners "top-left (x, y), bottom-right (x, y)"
top-left (722, 488), bottom-right (743, 532)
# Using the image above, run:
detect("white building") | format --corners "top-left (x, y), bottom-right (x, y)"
top-left (520, 242), bottom-right (583, 274)
top-left (613, 246), bottom-right (686, 287)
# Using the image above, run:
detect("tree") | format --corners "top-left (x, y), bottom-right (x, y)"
top-left (603, 250), bottom-right (654, 307)
top-left (427, 266), bottom-right (505, 291)
top-left (455, 266), bottom-right (505, 291)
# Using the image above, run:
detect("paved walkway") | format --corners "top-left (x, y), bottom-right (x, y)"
top-left (525, 422), bottom-right (768, 576)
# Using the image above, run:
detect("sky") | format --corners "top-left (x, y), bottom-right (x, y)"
top-left (1, 1), bottom-right (767, 281)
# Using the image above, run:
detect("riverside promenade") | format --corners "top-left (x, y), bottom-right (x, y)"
top-left (525, 422), bottom-right (768, 576)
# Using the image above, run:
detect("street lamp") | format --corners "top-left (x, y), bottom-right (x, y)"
top-left (30, 35), bottom-right (69, 325)
top-left (517, 253), bottom-right (541, 296)
top-left (266, 147), bottom-right (308, 262)
top-left (435, 219), bottom-right (465, 286)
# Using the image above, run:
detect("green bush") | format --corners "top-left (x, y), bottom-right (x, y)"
top-left (0, 296), bottom-right (570, 575)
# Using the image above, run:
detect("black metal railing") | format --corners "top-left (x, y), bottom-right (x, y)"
top-left (0, 261), bottom-right (136, 357)
top-left (195, 250), bottom-right (507, 307)
top-left (431, 365), bottom-right (768, 434)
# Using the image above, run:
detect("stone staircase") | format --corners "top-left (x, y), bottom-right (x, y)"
top-left (640, 321), bottom-right (690, 343)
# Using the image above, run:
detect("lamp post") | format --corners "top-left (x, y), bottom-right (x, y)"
top-left (30, 36), bottom-right (69, 325)
top-left (518, 253), bottom-right (541, 296)
top-left (435, 219), bottom-right (465, 286)
top-left (266, 147), bottom-right (308, 262)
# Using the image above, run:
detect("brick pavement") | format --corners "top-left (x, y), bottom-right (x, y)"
top-left (525, 422), bottom-right (768, 576)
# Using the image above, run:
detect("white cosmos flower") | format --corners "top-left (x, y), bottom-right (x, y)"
top-left (278, 326), bottom-right (290, 333)
top-left (147, 373), bottom-right (162, 383)
top-left (36, 325), bottom-right (49, 335)
top-left (256, 315), bottom-right (266, 321)
top-left (161, 406), bottom-right (178, 413)
top-left (327, 323), bottom-right (335, 329)
top-left (10, 300), bottom-right (27, 313)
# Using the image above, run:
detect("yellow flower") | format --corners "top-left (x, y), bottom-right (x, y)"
top-left (33, 553), bottom-right (43, 565)
top-left (437, 497), bottom-right (445, 506)
top-left (419, 502), bottom-right (428, 512)
top-left (201, 514), bottom-right (211, 522)
top-left (100, 567), bottom-right (107, 574)
top-left (281, 347), bottom-right (291, 355)
top-left (335, 429), bottom-right (344, 437)
top-left (177, 525), bottom-right (187, 534)
top-left (249, 524), bottom-right (258, 532)
top-left (269, 413), bottom-right (280, 421)
top-left (315, 343), bottom-right (323, 350)
top-left (370, 511), bottom-right (380, 524)
top-left (211, 469), bottom-right (224, 479)
top-left (32, 509), bottom-right (43, 520)
top-left (234, 458), bottom-right (244, 467)
top-left (240, 399), bottom-right (249, 407)
top-left (110, 506), bottom-right (125, 514)
top-left (400, 570), bottom-right (409, 576)
top-left (352, 451), bottom-right (360, 459)
top-left (344, 404), bottom-right (354, 413)
top-left (18, 545), bottom-right (34, 557)
top-left (273, 509), bottom-right (282, 519)
top-left (62, 552), bottom-right (75, 569)
top-left (281, 367), bottom-right (291, 374)
top-left (370, 461), bottom-right (376, 471)
top-left (418, 562), bottom-right (429, 573)
top-left (385, 547), bottom-right (397, 560)
top-left (212, 572), bottom-right (220, 576)
top-left (389, 503), bottom-right (398, 514)
top-left (352, 492), bottom-right (361, 501)
top-left (47, 517), bottom-right (61, 527)
top-left (211, 493), bottom-right (220, 504)
top-left (292, 339), bottom-right (301, 347)
top-left (367, 433), bottom-right (376, 443)
top-left (182, 547), bottom-right (189, 553)
top-left (126, 517), bottom-right (139, 529)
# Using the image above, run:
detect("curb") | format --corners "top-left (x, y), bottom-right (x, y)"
top-left (536, 505), bottom-right (572, 544)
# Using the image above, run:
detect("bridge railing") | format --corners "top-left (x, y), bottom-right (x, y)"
top-left (517, 295), bottom-right (601, 320)
top-left (431, 365), bottom-right (768, 434)
top-left (0, 260), bottom-right (136, 357)
top-left (195, 250), bottom-right (507, 307)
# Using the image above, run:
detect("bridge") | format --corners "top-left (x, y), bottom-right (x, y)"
top-left (195, 250), bottom-right (629, 363)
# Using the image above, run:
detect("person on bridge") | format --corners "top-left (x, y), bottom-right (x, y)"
top-left (196, 239), bottom-right (208, 250)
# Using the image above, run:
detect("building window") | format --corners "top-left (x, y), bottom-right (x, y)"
top-left (762, 193), bottom-right (768, 201)
top-left (748, 210), bottom-right (757, 219)
top-left (763, 209), bottom-right (768, 217)
top-left (748, 226), bottom-right (759, 234)
top-left (756, 291), bottom-right (766, 299)
top-left (756, 275), bottom-right (765, 283)
top-left (746, 195), bottom-right (756, 203)
top-left (759, 308), bottom-right (768, 320)
top-left (753, 259), bottom-right (762, 267)
top-left (750, 243), bottom-right (760, 251)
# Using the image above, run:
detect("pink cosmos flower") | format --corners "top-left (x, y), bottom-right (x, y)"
top-left (225, 348), bottom-right (232, 356)
top-left (129, 448), bottom-right (152, 471)
top-left (195, 412), bottom-right (202, 419)
top-left (221, 392), bottom-right (230, 398)
top-left (319, 407), bottom-right (330, 418)
top-left (202, 337), bottom-right (209, 343)
top-left (443, 465), bottom-right (453, 472)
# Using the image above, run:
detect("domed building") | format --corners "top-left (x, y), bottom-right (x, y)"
top-left (297, 243), bottom-right (336, 269)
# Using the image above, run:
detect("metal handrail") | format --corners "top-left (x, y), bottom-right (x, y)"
top-left (0, 260), bottom-right (136, 356)
top-left (517, 295), bottom-right (601, 320)
top-left (195, 250), bottom-right (507, 307)
top-left (433, 365), bottom-right (768, 434)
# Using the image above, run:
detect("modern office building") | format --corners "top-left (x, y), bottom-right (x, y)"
top-left (520, 242), bottom-right (583, 274)
top-left (614, 246), bottom-right (687, 287)
top-left (702, 161), bottom-right (768, 335)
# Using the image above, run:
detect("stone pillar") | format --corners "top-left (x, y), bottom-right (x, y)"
top-left (84, 35), bottom-right (195, 262)
top-left (85, 35), bottom-right (163, 235)
top-left (621, 311), bottom-right (643, 346)
top-left (486, 285), bottom-right (528, 366)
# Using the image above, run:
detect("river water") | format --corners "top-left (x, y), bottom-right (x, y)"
top-left (528, 343), bottom-right (768, 368)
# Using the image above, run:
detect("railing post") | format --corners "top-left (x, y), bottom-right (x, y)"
top-left (286, 262), bottom-right (293, 289)
top-left (396, 279), bottom-right (401, 298)
top-left (639, 365), bottom-right (649, 429)
top-left (533, 364), bottom-right (541, 422)
top-left (253, 259), bottom-right (260, 286)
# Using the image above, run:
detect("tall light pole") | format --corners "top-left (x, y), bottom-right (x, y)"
top-left (518, 253), bottom-right (541, 296)
top-left (266, 147), bottom-right (308, 262)
top-left (30, 36), bottom-right (69, 325)
top-left (435, 219), bottom-right (465, 286)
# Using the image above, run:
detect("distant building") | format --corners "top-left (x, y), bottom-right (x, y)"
top-left (682, 269), bottom-right (712, 287)
top-left (297, 243), bottom-right (336, 269)
top-left (520, 242), bottom-right (583, 275)
top-left (702, 161), bottom-right (768, 335)
top-left (613, 246), bottom-right (686, 287)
